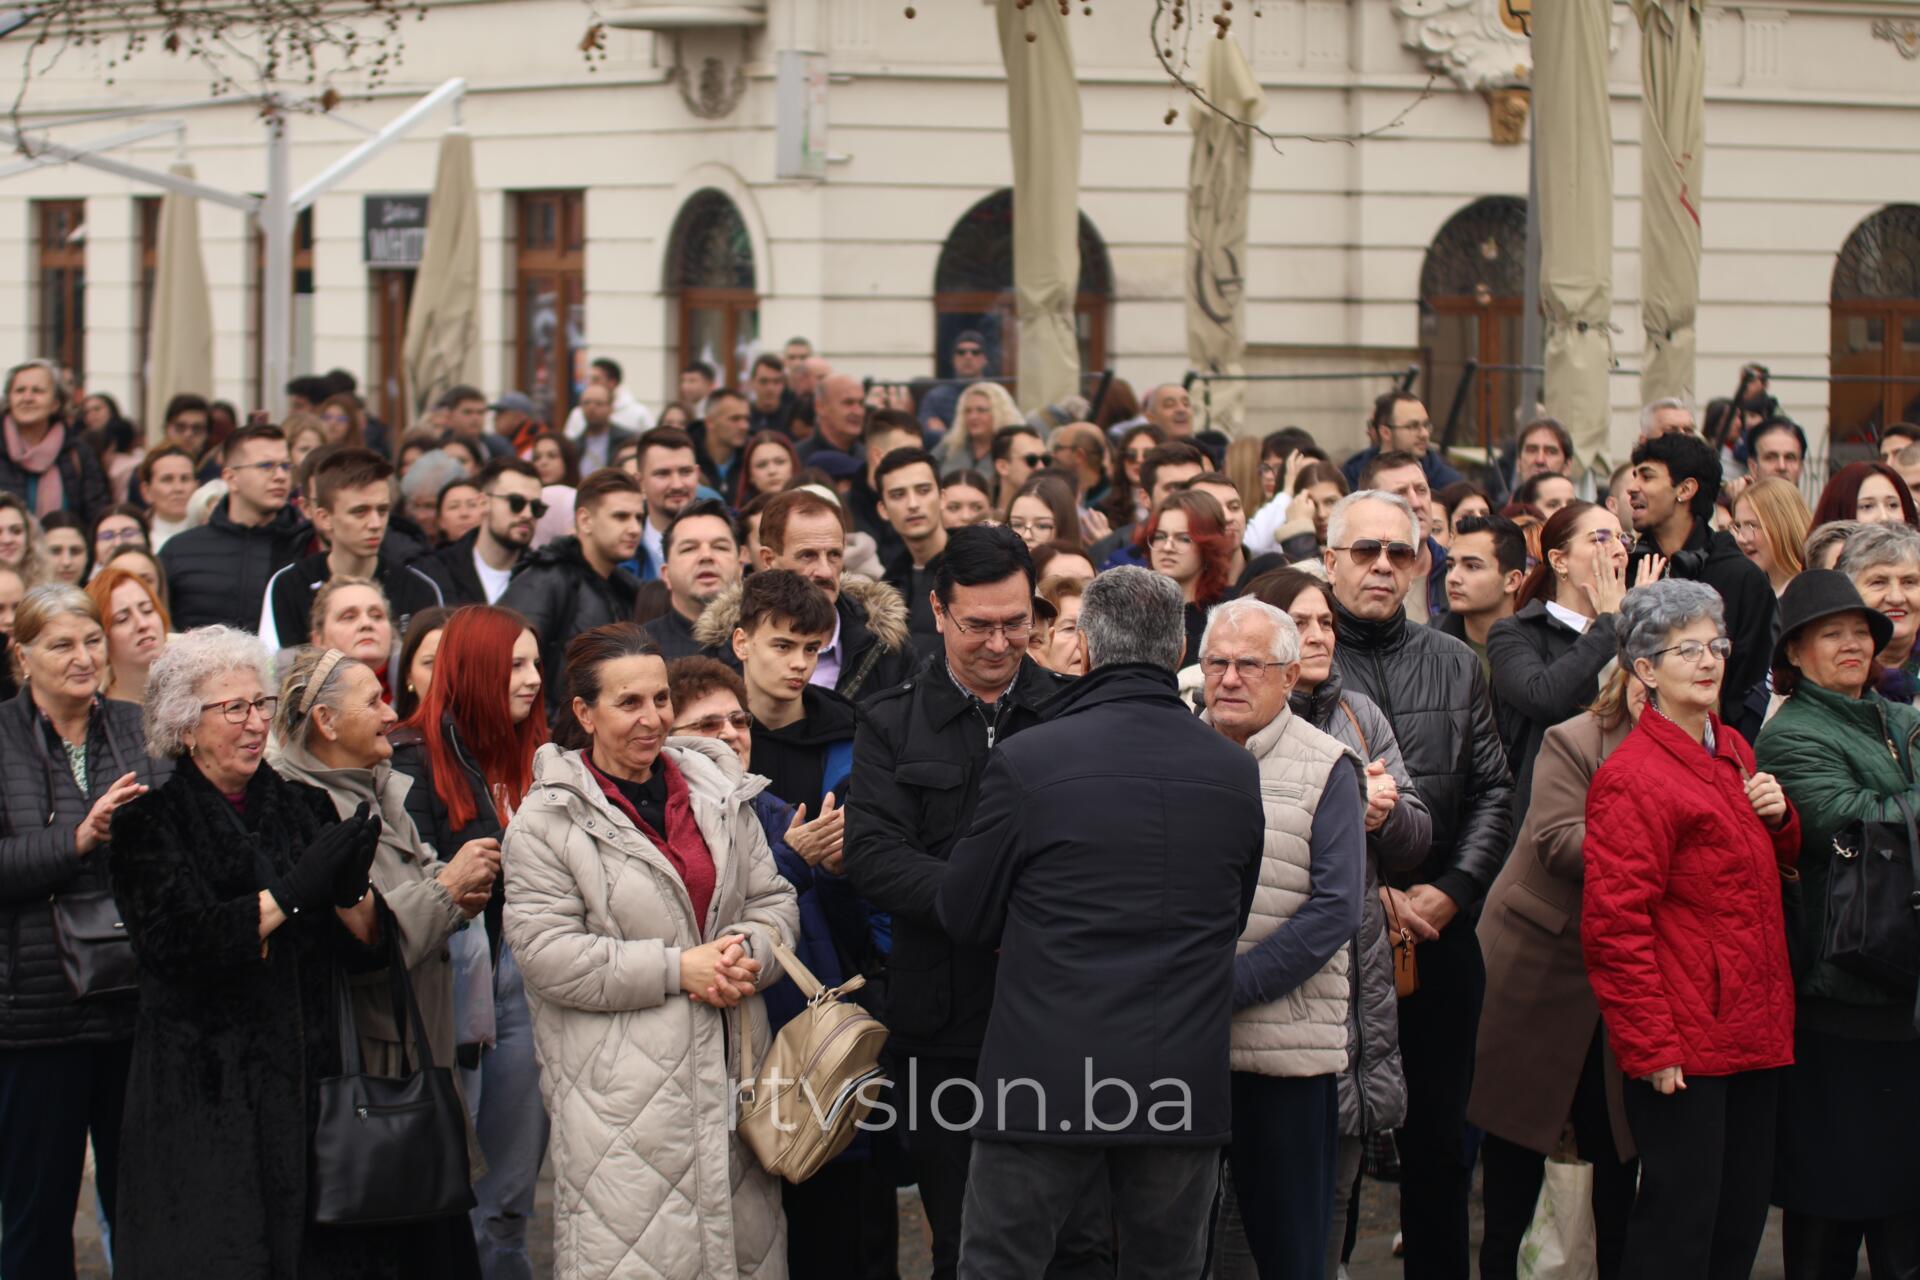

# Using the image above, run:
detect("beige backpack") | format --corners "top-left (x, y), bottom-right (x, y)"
top-left (735, 940), bottom-right (889, 1183)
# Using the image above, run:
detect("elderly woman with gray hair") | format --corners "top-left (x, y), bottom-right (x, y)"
top-left (1582, 579), bottom-right (1801, 1280)
top-left (270, 646), bottom-right (501, 1078)
top-left (106, 625), bottom-right (474, 1278)
top-left (1836, 520), bottom-right (1920, 702)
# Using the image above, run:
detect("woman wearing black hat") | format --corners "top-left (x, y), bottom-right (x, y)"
top-left (1754, 569), bottom-right (1920, 1277)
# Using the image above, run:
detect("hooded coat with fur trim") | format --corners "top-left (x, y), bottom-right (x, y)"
top-left (503, 738), bottom-right (798, 1280)
top-left (693, 573), bottom-right (915, 703)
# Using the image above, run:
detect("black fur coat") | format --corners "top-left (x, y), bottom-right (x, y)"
top-left (108, 757), bottom-right (475, 1279)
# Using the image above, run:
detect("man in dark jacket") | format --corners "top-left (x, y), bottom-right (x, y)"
top-left (1625, 430), bottom-right (1777, 741)
top-left (876, 446), bottom-right (949, 640)
top-left (643, 499), bottom-right (741, 660)
top-left (1324, 487), bottom-right (1514, 1279)
top-left (724, 569), bottom-right (857, 809)
top-left (1339, 390), bottom-right (1463, 492)
top-left (500, 468), bottom-right (644, 721)
top-left (258, 447), bottom-right (442, 652)
top-left (159, 423), bottom-right (312, 631)
top-left (844, 525), bottom-right (1077, 1280)
top-left (938, 565), bottom-right (1265, 1277)
top-left (423, 457), bottom-right (544, 607)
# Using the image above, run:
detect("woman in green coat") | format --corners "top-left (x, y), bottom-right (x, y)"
top-left (1754, 569), bottom-right (1920, 1278)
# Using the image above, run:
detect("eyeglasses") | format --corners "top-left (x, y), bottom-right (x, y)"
top-left (1258, 462), bottom-right (1284, 478)
top-left (1200, 657), bottom-right (1290, 681)
top-left (1125, 448), bottom-right (1156, 462)
top-left (201, 695), bottom-right (278, 724)
top-left (96, 527), bottom-right (144, 545)
top-left (1009, 518), bottom-right (1056, 538)
top-left (1650, 637), bottom-right (1732, 665)
top-left (1331, 540), bottom-right (1418, 568)
top-left (1587, 530), bottom-right (1635, 549)
top-left (1014, 453), bottom-right (1046, 469)
top-left (948, 615), bottom-right (1032, 640)
top-left (491, 493), bottom-right (551, 518)
top-left (672, 710), bottom-right (752, 736)
top-left (229, 460), bottom-right (292, 476)
top-left (1148, 531), bottom-right (1195, 549)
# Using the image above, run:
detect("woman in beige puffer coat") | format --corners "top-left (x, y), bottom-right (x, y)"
top-left (503, 625), bottom-right (798, 1280)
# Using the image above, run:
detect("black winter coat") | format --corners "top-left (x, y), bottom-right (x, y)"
top-left (0, 690), bottom-right (170, 1050)
top-left (0, 421), bottom-right (113, 526)
top-left (937, 664), bottom-right (1264, 1145)
top-left (1486, 598), bottom-right (1620, 818)
top-left (159, 499), bottom-right (314, 631)
top-left (844, 655), bottom-right (1072, 1055)
top-left (419, 528), bottom-right (505, 608)
top-left (107, 759), bottom-right (459, 1280)
top-left (1332, 600), bottom-right (1515, 918)
top-left (390, 723), bottom-right (507, 960)
top-left (498, 536), bottom-right (640, 718)
top-left (1629, 519), bottom-right (1776, 740)
top-left (261, 548), bottom-right (445, 652)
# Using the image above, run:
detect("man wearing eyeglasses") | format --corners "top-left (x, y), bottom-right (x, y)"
top-left (425, 457), bottom-right (545, 606)
top-left (1198, 597), bottom-right (1365, 1279)
top-left (160, 423), bottom-right (313, 631)
top-left (1323, 488), bottom-right (1513, 1279)
top-left (1340, 391), bottom-right (1463, 493)
top-left (259, 447), bottom-right (444, 653)
top-left (845, 525), bottom-right (1086, 1280)
top-left (919, 330), bottom-right (992, 436)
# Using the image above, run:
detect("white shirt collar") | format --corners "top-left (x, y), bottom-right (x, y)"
top-left (1544, 599), bottom-right (1591, 634)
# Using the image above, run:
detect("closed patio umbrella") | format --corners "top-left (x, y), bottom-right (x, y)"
top-left (1535, 0), bottom-right (1616, 475)
top-left (402, 129), bottom-right (482, 431)
top-left (144, 163), bottom-right (213, 437)
top-left (1634, 0), bottom-right (1705, 407)
top-left (1186, 35), bottom-right (1264, 437)
top-left (997, 0), bottom-right (1082, 412)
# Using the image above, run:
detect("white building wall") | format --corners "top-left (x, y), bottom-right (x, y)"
top-left (0, 0), bottom-right (1913, 458)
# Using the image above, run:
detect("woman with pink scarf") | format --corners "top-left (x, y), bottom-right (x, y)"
top-left (0, 360), bottom-right (112, 528)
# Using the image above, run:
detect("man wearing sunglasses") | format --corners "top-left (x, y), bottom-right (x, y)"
top-left (989, 424), bottom-right (1047, 514)
top-left (1323, 488), bottom-right (1514, 1278)
top-left (259, 447), bottom-right (444, 653)
top-left (425, 457), bottom-right (545, 606)
top-left (919, 329), bottom-right (992, 435)
top-left (160, 423), bottom-right (313, 631)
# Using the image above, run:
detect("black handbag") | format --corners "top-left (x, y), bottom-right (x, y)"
top-left (49, 888), bottom-right (138, 1000)
top-left (310, 908), bottom-right (475, 1227)
top-left (1826, 793), bottom-right (1920, 1006)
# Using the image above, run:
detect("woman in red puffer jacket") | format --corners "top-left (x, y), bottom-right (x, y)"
top-left (1583, 579), bottom-right (1800, 1280)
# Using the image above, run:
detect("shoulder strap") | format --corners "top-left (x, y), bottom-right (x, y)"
top-left (1338, 699), bottom-right (1369, 757)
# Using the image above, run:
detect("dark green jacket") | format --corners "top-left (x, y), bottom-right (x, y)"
top-left (1756, 680), bottom-right (1920, 1030)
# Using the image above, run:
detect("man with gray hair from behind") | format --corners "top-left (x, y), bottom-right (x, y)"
top-left (1198, 596), bottom-right (1366, 1279)
top-left (938, 566), bottom-right (1266, 1279)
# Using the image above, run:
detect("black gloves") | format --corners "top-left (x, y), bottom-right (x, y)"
top-left (266, 802), bottom-right (381, 916)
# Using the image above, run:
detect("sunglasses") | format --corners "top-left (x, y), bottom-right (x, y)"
top-left (1331, 540), bottom-right (1419, 569)
top-left (1015, 452), bottom-right (1046, 469)
top-left (492, 493), bottom-right (551, 518)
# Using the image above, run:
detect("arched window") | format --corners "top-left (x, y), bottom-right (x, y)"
top-left (667, 190), bottom-right (758, 392)
top-left (1830, 204), bottom-right (1920, 444)
top-left (1419, 196), bottom-right (1528, 449)
top-left (933, 189), bottom-right (1113, 394)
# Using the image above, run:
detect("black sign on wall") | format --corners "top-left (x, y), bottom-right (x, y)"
top-left (365, 194), bottom-right (429, 268)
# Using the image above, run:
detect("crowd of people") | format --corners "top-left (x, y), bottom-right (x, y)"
top-left (1, 337), bottom-right (1917, 1280)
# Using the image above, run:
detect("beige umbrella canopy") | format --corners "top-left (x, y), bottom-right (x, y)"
top-left (1186, 36), bottom-right (1265, 438)
top-left (1535, 0), bottom-right (1617, 475)
top-left (997, 0), bottom-right (1082, 412)
top-left (402, 129), bottom-right (482, 432)
top-left (1634, 0), bottom-right (1705, 407)
top-left (144, 163), bottom-right (213, 438)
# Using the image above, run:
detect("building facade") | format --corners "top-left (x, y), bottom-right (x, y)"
top-left (1, 0), bottom-right (1917, 461)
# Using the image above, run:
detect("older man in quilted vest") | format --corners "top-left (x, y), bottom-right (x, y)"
top-left (1200, 596), bottom-right (1366, 1280)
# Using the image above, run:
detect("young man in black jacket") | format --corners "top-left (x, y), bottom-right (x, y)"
top-left (499, 468), bottom-right (644, 721)
top-left (938, 566), bottom-right (1265, 1277)
top-left (844, 525), bottom-right (1081, 1280)
top-left (1625, 430), bottom-right (1777, 741)
top-left (1325, 487), bottom-right (1515, 1280)
top-left (159, 423), bottom-right (312, 631)
top-left (258, 448), bottom-right (443, 652)
top-left (425, 457), bottom-right (544, 606)
top-left (725, 570), bottom-right (854, 811)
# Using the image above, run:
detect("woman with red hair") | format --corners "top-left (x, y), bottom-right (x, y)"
top-left (1144, 488), bottom-right (1235, 666)
top-left (389, 604), bottom-right (549, 1277)
top-left (1811, 461), bottom-right (1920, 528)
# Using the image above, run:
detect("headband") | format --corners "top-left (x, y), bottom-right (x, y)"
top-left (298, 648), bottom-right (350, 718)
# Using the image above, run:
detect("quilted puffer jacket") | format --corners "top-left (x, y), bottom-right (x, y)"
top-left (503, 738), bottom-right (798, 1280)
top-left (1291, 673), bottom-right (1430, 1138)
top-left (1582, 708), bottom-right (1801, 1079)
top-left (0, 689), bottom-right (171, 1050)
top-left (1331, 600), bottom-right (1514, 915)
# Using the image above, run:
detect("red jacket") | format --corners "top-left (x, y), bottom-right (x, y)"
top-left (1581, 709), bottom-right (1800, 1079)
